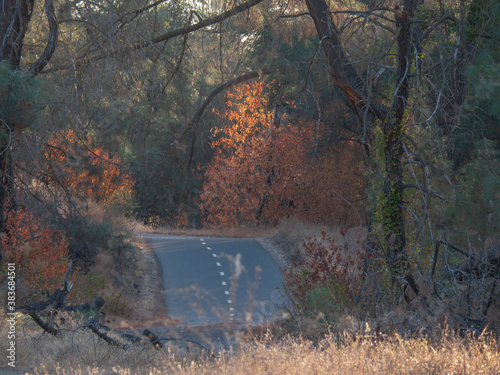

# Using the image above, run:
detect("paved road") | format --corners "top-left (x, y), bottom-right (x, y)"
top-left (140, 234), bottom-right (289, 328)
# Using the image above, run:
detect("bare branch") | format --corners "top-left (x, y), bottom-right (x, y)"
top-left (439, 238), bottom-right (472, 259)
top-left (86, 321), bottom-right (128, 349)
top-left (45, 0), bottom-right (267, 73)
top-left (185, 69), bottom-right (273, 135)
top-left (30, 0), bottom-right (58, 75)
top-left (304, 0), bottom-right (388, 120)
top-left (143, 329), bottom-right (164, 349)
top-left (402, 184), bottom-right (448, 201)
top-left (280, 12), bottom-right (309, 18)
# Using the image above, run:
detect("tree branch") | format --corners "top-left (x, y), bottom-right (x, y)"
top-left (28, 311), bottom-right (59, 336)
top-left (438, 238), bottom-right (472, 259)
top-left (86, 320), bottom-right (128, 349)
top-left (45, 0), bottom-right (267, 73)
top-left (402, 184), bottom-right (447, 201)
top-left (304, 0), bottom-right (388, 120)
top-left (30, 0), bottom-right (58, 75)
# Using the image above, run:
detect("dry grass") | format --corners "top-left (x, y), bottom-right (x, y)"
top-left (7, 326), bottom-right (498, 375)
top-left (63, 237), bottom-right (174, 330)
top-left (3, 217), bottom-right (498, 374)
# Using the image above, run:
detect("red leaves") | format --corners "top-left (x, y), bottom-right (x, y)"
top-left (283, 229), bottom-right (367, 303)
top-left (2, 207), bottom-right (69, 292)
top-left (201, 80), bottom-right (314, 226)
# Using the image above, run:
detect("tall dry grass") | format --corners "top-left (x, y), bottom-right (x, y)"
top-left (17, 329), bottom-right (500, 375)
top-left (2, 308), bottom-right (498, 374)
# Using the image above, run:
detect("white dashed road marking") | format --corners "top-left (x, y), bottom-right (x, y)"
top-left (201, 238), bottom-right (235, 321)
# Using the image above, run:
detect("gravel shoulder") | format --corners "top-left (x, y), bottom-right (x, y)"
top-left (257, 235), bottom-right (294, 272)
top-left (107, 237), bottom-right (178, 330)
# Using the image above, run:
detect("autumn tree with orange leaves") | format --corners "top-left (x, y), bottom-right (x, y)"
top-left (200, 80), bottom-right (366, 227)
top-left (44, 131), bottom-right (133, 204)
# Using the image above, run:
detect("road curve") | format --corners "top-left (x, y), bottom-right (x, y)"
top-left (140, 234), bottom-right (289, 327)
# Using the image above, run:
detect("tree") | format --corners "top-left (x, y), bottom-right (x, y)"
top-left (0, 0), bottom-right (58, 248)
top-left (201, 79), bottom-right (366, 226)
top-left (299, 0), bottom-right (487, 280)
top-left (44, 130), bottom-right (133, 203)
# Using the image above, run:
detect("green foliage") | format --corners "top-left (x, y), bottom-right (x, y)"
top-left (307, 287), bottom-right (338, 324)
top-left (453, 0), bottom-right (500, 166)
top-left (0, 62), bottom-right (43, 136)
top-left (466, 0), bottom-right (500, 45)
top-left (462, 54), bottom-right (500, 143)
top-left (64, 216), bottom-right (132, 267)
top-left (129, 126), bottom-right (205, 227)
top-left (446, 141), bottom-right (500, 243)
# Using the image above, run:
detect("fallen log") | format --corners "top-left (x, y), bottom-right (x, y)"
top-left (143, 329), bottom-right (164, 349)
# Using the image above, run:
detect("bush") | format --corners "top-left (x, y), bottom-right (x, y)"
top-left (283, 228), bottom-right (368, 323)
top-left (64, 215), bottom-right (133, 269)
top-left (1, 207), bottom-right (69, 294)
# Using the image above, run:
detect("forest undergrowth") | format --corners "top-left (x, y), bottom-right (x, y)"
top-left (1, 219), bottom-right (499, 374)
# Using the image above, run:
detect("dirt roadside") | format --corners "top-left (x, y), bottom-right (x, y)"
top-left (102, 236), bottom-right (178, 331)
top-left (105, 227), bottom-right (296, 337)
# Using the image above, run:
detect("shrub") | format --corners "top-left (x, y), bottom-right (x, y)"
top-left (1, 207), bottom-right (69, 294)
top-left (284, 228), bottom-right (368, 322)
top-left (65, 215), bottom-right (133, 269)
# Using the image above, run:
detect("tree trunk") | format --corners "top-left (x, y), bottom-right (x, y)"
top-left (304, 0), bottom-right (420, 276)
top-left (0, 0), bottom-right (58, 257)
top-left (0, 145), bottom-right (16, 235)
top-left (0, 0), bottom-right (34, 66)
top-left (0, 0), bottom-right (35, 254)
top-left (379, 3), bottom-right (413, 273)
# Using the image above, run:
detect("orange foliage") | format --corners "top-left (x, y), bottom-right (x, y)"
top-left (2, 207), bottom-right (69, 292)
top-left (45, 131), bottom-right (133, 202)
top-left (296, 142), bottom-right (366, 226)
top-left (200, 80), bottom-right (366, 227)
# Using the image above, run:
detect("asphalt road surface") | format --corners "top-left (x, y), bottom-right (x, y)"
top-left (141, 234), bottom-right (289, 328)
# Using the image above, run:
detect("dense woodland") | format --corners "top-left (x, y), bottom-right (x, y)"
top-left (0, 0), bottom-right (499, 335)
